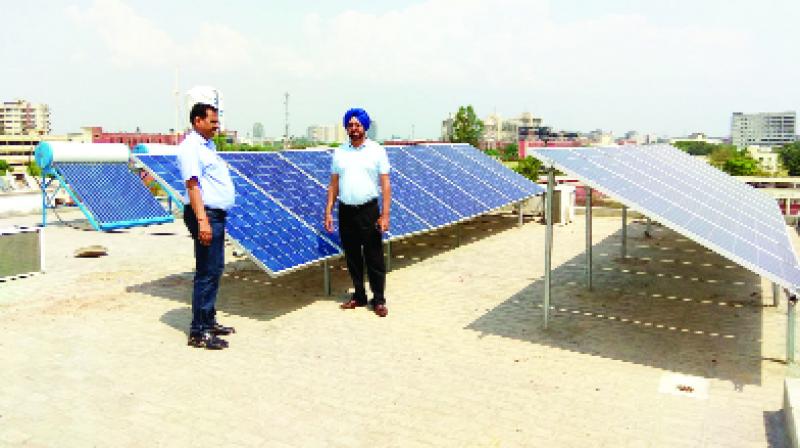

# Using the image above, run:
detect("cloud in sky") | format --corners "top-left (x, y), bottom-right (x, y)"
top-left (10, 0), bottom-right (795, 137)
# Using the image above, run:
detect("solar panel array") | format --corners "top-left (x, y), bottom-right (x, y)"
top-left (136, 144), bottom-right (543, 276)
top-left (531, 144), bottom-right (800, 291)
top-left (53, 162), bottom-right (173, 231)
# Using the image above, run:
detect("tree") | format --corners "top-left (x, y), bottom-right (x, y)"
top-left (707, 145), bottom-right (738, 168)
top-left (722, 154), bottom-right (759, 176)
top-left (778, 142), bottom-right (800, 175)
top-left (0, 159), bottom-right (9, 176)
top-left (26, 161), bottom-right (41, 177)
top-left (513, 156), bottom-right (541, 182)
top-left (452, 105), bottom-right (483, 147)
top-left (501, 143), bottom-right (519, 161)
top-left (672, 141), bottom-right (717, 156)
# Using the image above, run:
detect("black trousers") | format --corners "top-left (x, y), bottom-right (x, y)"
top-left (338, 199), bottom-right (386, 305)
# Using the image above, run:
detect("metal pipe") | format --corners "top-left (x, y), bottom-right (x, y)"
top-left (586, 187), bottom-right (592, 290)
top-left (788, 295), bottom-right (797, 364)
top-left (645, 217), bottom-right (652, 238)
top-left (41, 174), bottom-right (47, 228)
top-left (544, 168), bottom-right (555, 328)
top-left (323, 260), bottom-right (331, 296)
top-left (518, 201), bottom-right (524, 227)
top-left (456, 223), bottom-right (461, 247)
top-left (38, 227), bottom-right (45, 273)
top-left (621, 205), bottom-right (628, 259)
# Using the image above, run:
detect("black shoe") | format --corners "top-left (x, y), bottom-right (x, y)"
top-left (187, 331), bottom-right (228, 350)
top-left (211, 323), bottom-right (236, 336)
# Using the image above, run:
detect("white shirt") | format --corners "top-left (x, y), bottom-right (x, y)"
top-left (177, 131), bottom-right (236, 210)
top-left (331, 139), bottom-right (390, 206)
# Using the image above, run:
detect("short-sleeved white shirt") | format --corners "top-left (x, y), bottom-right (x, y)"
top-left (330, 139), bottom-right (390, 206)
top-left (177, 131), bottom-right (236, 210)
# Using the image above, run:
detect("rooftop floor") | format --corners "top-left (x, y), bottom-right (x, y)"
top-left (0, 209), bottom-right (795, 447)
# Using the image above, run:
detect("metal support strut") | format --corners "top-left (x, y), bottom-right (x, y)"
top-left (789, 293), bottom-right (797, 364)
top-left (586, 187), bottom-right (592, 290)
top-left (774, 283), bottom-right (781, 308)
top-left (518, 202), bottom-right (524, 227)
top-left (621, 205), bottom-right (628, 259)
top-left (323, 260), bottom-right (331, 296)
top-left (544, 168), bottom-right (555, 328)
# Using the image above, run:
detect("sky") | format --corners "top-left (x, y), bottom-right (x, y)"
top-left (2, 0), bottom-right (800, 139)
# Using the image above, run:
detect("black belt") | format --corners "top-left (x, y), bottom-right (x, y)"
top-left (339, 198), bottom-right (378, 210)
top-left (184, 205), bottom-right (227, 218)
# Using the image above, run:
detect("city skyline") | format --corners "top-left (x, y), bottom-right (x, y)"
top-left (4, 0), bottom-right (800, 139)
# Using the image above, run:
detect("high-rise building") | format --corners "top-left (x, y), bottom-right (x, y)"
top-left (1, 100), bottom-right (50, 135)
top-left (367, 121), bottom-right (377, 141)
top-left (307, 125), bottom-right (337, 143)
top-left (252, 122), bottom-right (264, 142)
top-left (731, 111), bottom-right (796, 148)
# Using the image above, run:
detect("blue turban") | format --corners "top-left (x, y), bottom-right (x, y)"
top-left (343, 108), bottom-right (371, 131)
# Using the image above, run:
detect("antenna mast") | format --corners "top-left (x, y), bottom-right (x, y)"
top-left (283, 92), bottom-right (290, 149)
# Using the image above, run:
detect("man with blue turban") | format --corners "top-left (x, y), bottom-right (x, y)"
top-left (325, 108), bottom-right (391, 317)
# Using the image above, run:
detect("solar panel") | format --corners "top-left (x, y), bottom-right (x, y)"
top-left (532, 145), bottom-right (800, 290)
top-left (53, 162), bottom-right (173, 231)
top-left (135, 154), bottom-right (340, 275)
top-left (136, 143), bottom-right (545, 277)
top-left (387, 146), bottom-right (486, 219)
top-left (450, 144), bottom-right (543, 197)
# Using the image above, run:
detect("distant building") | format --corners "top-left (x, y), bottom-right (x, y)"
top-left (1, 100), bottom-right (50, 135)
top-left (86, 126), bottom-right (180, 148)
top-left (441, 114), bottom-right (454, 142)
top-left (669, 132), bottom-right (723, 145)
top-left (0, 132), bottom-right (90, 172)
top-left (586, 129), bottom-right (615, 146)
top-left (307, 125), bottom-right (337, 143)
top-left (481, 112), bottom-right (542, 149)
top-left (252, 122), bottom-right (264, 141)
top-left (731, 111), bottom-right (796, 148)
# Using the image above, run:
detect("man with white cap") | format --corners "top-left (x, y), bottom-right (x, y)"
top-left (178, 101), bottom-right (236, 349)
top-left (325, 107), bottom-right (391, 317)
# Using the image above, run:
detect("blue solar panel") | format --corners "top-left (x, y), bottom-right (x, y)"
top-left (387, 147), bottom-right (486, 219)
top-left (135, 154), bottom-right (340, 275)
top-left (532, 145), bottom-right (800, 291)
top-left (450, 144), bottom-right (544, 197)
top-left (54, 162), bottom-right (173, 231)
top-left (137, 143), bottom-right (545, 277)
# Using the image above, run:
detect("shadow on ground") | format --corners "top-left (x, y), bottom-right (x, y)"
top-left (128, 211), bottom-right (529, 333)
top-left (468, 220), bottom-right (769, 386)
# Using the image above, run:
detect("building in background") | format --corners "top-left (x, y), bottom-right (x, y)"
top-left (731, 111), bottom-right (796, 148)
top-left (252, 122), bottom-right (264, 143)
top-left (367, 121), bottom-right (377, 141)
top-left (586, 129), bottom-right (616, 146)
top-left (482, 112), bottom-right (542, 149)
top-left (669, 132), bottom-right (723, 145)
top-left (307, 125), bottom-right (337, 143)
top-left (1, 100), bottom-right (50, 135)
top-left (86, 126), bottom-right (179, 147)
top-left (441, 114), bottom-right (454, 142)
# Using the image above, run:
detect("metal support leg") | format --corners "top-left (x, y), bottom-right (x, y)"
top-left (544, 168), bottom-right (555, 328)
top-left (586, 187), bottom-right (592, 290)
top-left (41, 175), bottom-right (47, 228)
top-left (621, 206), bottom-right (628, 259)
top-left (774, 282), bottom-right (781, 307)
top-left (456, 224), bottom-right (461, 247)
top-left (323, 260), bottom-right (331, 296)
top-left (788, 295), bottom-right (797, 364)
top-left (645, 217), bottom-right (652, 238)
top-left (518, 202), bottom-right (524, 227)
top-left (386, 241), bottom-right (392, 272)
top-left (786, 198), bottom-right (791, 216)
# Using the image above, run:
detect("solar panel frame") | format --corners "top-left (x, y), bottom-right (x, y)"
top-left (532, 145), bottom-right (800, 291)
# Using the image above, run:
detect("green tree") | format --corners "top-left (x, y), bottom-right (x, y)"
top-left (26, 161), bottom-right (42, 177)
top-left (501, 143), bottom-right (519, 161)
top-left (452, 105), bottom-right (484, 147)
top-left (708, 145), bottom-right (739, 168)
top-left (673, 141), bottom-right (717, 156)
top-left (513, 156), bottom-right (541, 181)
top-left (722, 153), bottom-right (759, 176)
top-left (778, 142), bottom-right (800, 175)
top-left (0, 159), bottom-right (9, 176)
